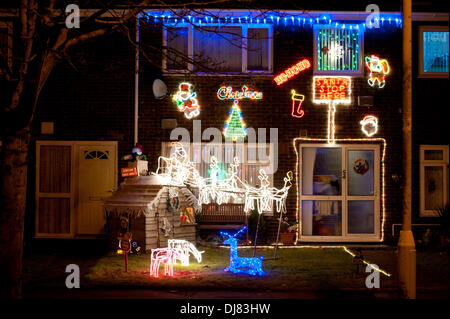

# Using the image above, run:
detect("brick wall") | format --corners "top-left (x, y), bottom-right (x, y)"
top-left (138, 23), bottom-right (404, 243)
top-left (411, 21), bottom-right (449, 228)
top-left (29, 21), bottom-right (419, 244)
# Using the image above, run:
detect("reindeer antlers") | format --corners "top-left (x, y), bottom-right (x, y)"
top-left (220, 226), bottom-right (247, 239)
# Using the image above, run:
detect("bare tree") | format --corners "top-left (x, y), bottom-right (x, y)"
top-left (0, 0), bottom-right (233, 299)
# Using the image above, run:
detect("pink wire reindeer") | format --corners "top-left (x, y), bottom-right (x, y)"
top-left (150, 247), bottom-right (183, 278)
top-left (221, 226), bottom-right (265, 276)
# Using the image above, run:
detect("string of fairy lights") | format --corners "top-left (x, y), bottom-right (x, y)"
top-left (141, 11), bottom-right (403, 31)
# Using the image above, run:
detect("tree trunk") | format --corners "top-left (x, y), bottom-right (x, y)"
top-left (0, 129), bottom-right (30, 299)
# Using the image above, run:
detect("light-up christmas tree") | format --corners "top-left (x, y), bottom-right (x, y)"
top-left (223, 100), bottom-right (247, 141)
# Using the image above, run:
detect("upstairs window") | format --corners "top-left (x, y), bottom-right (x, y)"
top-left (163, 24), bottom-right (272, 74)
top-left (313, 25), bottom-right (363, 75)
top-left (419, 26), bottom-right (449, 78)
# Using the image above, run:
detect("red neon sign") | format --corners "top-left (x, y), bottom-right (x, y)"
top-left (273, 59), bottom-right (311, 86)
top-left (313, 77), bottom-right (351, 103)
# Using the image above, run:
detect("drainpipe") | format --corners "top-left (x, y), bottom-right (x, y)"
top-left (398, 0), bottom-right (416, 299)
top-left (134, 16), bottom-right (140, 145)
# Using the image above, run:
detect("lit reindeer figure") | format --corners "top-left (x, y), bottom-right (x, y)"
top-left (168, 239), bottom-right (204, 266)
top-left (150, 240), bottom-right (203, 278)
top-left (220, 226), bottom-right (265, 276)
top-left (150, 247), bottom-right (183, 278)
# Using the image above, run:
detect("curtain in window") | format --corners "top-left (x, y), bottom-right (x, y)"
top-left (317, 28), bottom-right (360, 72)
top-left (247, 28), bottom-right (269, 71)
top-left (423, 31), bottom-right (449, 73)
top-left (193, 26), bottom-right (242, 72)
top-left (166, 27), bottom-right (188, 70)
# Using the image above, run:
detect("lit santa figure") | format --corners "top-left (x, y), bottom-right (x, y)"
top-left (360, 115), bottom-right (378, 137)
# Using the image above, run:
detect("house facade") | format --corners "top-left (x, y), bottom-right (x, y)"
top-left (2, 8), bottom-right (446, 245)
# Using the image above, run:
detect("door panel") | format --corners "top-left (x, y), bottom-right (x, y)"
top-left (77, 144), bottom-right (116, 235)
top-left (347, 200), bottom-right (374, 234)
top-left (36, 144), bottom-right (73, 237)
top-left (347, 150), bottom-right (374, 196)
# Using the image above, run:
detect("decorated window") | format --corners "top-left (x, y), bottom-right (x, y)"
top-left (419, 26), bottom-right (449, 78)
top-left (313, 25), bottom-right (363, 75)
top-left (420, 145), bottom-right (449, 217)
top-left (163, 25), bottom-right (272, 74)
top-left (299, 143), bottom-right (381, 241)
top-left (161, 142), bottom-right (275, 214)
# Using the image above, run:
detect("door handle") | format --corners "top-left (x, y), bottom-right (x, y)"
top-left (342, 170), bottom-right (347, 179)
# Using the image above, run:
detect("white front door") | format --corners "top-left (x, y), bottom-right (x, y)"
top-left (299, 143), bottom-right (380, 241)
top-left (76, 143), bottom-right (117, 235)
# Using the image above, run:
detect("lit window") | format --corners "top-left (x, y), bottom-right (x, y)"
top-left (161, 142), bottom-right (275, 214)
top-left (419, 26), bottom-right (449, 78)
top-left (313, 25), bottom-right (363, 75)
top-left (163, 25), bottom-right (272, 74)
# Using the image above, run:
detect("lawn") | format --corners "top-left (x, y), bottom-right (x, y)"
top-left (23, 246), bottom-right (403, 291)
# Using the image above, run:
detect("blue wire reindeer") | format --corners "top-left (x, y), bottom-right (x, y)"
top-left (220, 226), bottom-right (265, 276)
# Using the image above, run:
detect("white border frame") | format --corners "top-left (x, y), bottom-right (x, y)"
top-left (419, 145), bottom-right (449, 217)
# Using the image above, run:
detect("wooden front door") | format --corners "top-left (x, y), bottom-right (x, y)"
top-left (36, 141), bottom-right (117, 237)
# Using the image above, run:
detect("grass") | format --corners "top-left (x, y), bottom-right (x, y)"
top-left (22, 246), bottom-right (448, 292)
top-left (23, 247), bottom-right (395, 291)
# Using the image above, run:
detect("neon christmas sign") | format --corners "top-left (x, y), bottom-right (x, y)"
top-left (273, 59), bottom-right (311, 86)
top-left (291, 90), bottom-right (305, 118)
top-left (365, 55), bottom-right (390, 88)
top-left (313, 76), bottom-right (352, 145)
top-left (217, 85), bottom-right (263, 100)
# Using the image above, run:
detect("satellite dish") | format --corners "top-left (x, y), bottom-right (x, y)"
top-left (152, 79), bottom-right (168, 99)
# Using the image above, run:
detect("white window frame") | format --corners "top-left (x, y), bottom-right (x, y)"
top-left (161, 142), bottom-right (275, 215)
top-left (298, 143), bottom-right (380, 242)
top-left (420, 145), bottom-right (449, 217)
top-left (418, 26), bottom-right (449, 78)
top-left (162, 24), bottom-right (273, 75)
top-left (313, 24), bottom-right (364, 76)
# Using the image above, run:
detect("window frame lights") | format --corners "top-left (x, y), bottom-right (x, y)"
top-left (313, 24), bottom-right (364, 76)
top-left (162, 23), bottom-right (273, 75)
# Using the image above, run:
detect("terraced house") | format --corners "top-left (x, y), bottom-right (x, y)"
top-left (1, 3), bottom-right (448, 249)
